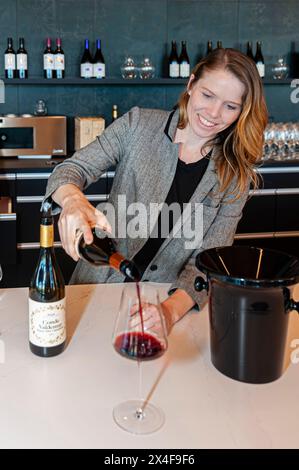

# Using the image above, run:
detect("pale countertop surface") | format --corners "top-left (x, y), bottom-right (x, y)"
top-left (0, 282), bottom-right (299, 450)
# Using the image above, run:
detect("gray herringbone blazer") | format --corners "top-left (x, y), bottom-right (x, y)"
top-left (45, 107), bottom-right (249, 309)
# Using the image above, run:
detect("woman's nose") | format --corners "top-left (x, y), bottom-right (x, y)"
top-left (206, 101), bottom-right (221, 119)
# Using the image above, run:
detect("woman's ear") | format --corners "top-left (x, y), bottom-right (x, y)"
top-left (187, 73), bottom-right (195, 95)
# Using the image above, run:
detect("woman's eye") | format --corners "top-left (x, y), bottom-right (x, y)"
top-left (227, 104), bottom-right (237, 110)
top-left (202, 92), bottom-right (212, 98)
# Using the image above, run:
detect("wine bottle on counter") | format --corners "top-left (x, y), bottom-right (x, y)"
top-left (16, 37), bottom-right (28, 79)
top-left (112, 104), bottom-right (118, 122)
top-left (206, 40), bottom-right (213, 56)
top-left (29, 211), bottom-right (66, 357)
top-left (43, 38), bottom-right (54, 79)
top-left (246, 41), bottom-right (254, 61)
top-left (93, 39), bottom-right (105, 79)
top-left (4, 37), bottom-right (16, 79)
top-left (255, 41), bottom-right (265, 78)
top-left (179, 41), bottom-right (190, 78)
top-left (168, 40), bottom-right (179, 78)
top-left (75, 227), bottom-right (140, 281)
top-left (80, 39), bottom-right (93, 78)
top-left (54, 38), bottom-right (65, 79)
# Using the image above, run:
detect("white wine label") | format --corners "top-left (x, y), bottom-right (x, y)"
top-left (55, 54), bottom-right (65, 70)
top-left (81, 63), bottom-right (93, 78)
top-left (29, 297), bottom-right (66, 347)
top-left (43, 53), bottom-right (54, 70)
top-left (17, 53), bottom-right (27, 69)
top-left (256, 62), bottom-right (265, 78)
top-left (180, 62), bottom-right (190, 78)
top-left (169, 62), bottom-right (179, 78)
top-left (5, 53), bottom-right (15, 69)
top-left (93, 63), bottom-right (105, 78)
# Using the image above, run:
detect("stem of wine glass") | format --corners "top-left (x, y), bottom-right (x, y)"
top-left (136, 360), bottom-right (144, 420)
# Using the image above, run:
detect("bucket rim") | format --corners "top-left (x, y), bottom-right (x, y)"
top-left (196, 245), bottom-right (299, 288)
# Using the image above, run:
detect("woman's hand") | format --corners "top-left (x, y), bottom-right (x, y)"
top-left (52, 183), bottom-right (112, 261)
top-left (129, 288), bottom-right (196, 336)
top-left (129, 301), bottom-right (174, 337)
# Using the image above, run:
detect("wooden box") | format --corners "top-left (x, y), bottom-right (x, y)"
top-left (75, 116), bottom-right (105, 150)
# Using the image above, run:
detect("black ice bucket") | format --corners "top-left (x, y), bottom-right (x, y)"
top-left (195, 246), bottom-right (299, 384)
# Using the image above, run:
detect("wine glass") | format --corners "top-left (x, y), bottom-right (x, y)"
top-left (112, 283), bottom-right (168, 434)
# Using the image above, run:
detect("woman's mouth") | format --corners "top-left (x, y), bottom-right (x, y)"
top-left (197, 114), bottom-right (218, 128)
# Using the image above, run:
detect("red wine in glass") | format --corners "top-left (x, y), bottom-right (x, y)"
top-left (114, 331), bottom-right (166, 361)
top-left (114, 283), bottom-right (166, 360)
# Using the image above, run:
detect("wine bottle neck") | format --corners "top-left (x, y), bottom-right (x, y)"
top-left (40, 224), bottom-right (54, 248)
top-left (109, 252), bottom-right (124, 271)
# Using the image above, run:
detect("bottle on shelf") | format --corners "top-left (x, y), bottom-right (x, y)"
top-left (75, 227), bottom-right (140, 281)
top-left (206, 40), bottom-right (213, 56)
top-left (16, 37), bottom-right (28, 79)
top-left (4, 37), bottom-right (16, 79)
top-left (254, 41), bottom-right (265, 78)
top-left (179, 41), bottom-right (190, 78)
top-left (43, 38), bottom-right (54, 79)
top-left (54, 38), bottom-right (65, 79)
top-left (112, 104), bottom-right (118, 122)
top-left (29, 210), bottom-right (66, 358)
top-left (246, 41), bottom-right (254, 61)
top-left (80, 39), bottom-right (93, 78)
top-left (168, 40), bottom-right (179, 78)
top-left (290, 41), bottom-right (299, 79)
top-left (93, 38), bottom-right (105, 79)
top-left (217, 40), bottom-right (223, 49)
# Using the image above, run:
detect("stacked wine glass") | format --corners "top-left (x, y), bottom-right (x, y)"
top-left (263, 122), bottom-right (299, 161)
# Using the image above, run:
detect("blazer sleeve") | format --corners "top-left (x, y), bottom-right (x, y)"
top-left (43, 106), bottom-right (140, 213)
top-left (168, 180), bottom-right (250, 310)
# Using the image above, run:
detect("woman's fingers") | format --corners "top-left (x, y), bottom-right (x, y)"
top-left (81, 223), bottom-right (94, 245)
top-left (94, 208), bottom-right (112, 234)
top-left (129, 303), bottom-right (163, 334)
top-left (57, 195), bottom-right (112, 260)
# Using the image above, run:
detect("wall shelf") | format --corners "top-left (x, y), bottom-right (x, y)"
top-left (1, 77), bottom-right (293, 85)
top-left (2, 77), bottom-right (189, 85)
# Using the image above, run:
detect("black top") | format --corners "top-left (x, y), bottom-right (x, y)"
top-left (132, 154), bottom-right (210, 277)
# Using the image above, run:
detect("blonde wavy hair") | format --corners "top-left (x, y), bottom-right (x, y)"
top-left (177, 48), bottom-right (268, 199)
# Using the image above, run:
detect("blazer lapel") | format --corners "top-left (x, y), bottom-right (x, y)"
top-left (127, 109), bottom-right (180, 256)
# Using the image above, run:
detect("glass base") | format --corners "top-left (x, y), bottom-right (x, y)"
top-left (113, 400), bottom-right (165, 434)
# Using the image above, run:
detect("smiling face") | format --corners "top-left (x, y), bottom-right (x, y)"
top-left (186, 68), bottom-right (245, 141)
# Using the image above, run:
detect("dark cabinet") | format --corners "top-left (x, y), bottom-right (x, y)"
top-left (236, 193), bottom-right (276, 234)
top-left (0, 166), bottom-right (110, 287)
top-left (276, 192), bottom-right (299, 231)
top-left (234, 166), bottom-right (299, 259)
top-left (0, 214), bottom-right (17, 264)
top-left (1, 161), bottom-right (299, 287)
top-left (1, 248), bottom-right (76, 289)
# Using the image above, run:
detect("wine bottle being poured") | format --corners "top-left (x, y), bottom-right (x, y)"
top-left (75, 227), bottom-right (140, 282)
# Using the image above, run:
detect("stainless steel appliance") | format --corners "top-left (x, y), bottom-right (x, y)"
top-left (0, 115), bottom-right (67, 157)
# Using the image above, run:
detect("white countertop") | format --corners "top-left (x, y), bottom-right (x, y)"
top-left (0, 282), bottom-right (299, 449)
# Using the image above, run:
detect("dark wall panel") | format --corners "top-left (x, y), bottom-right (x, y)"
top-left (0, 0), bottom-right (298, 131)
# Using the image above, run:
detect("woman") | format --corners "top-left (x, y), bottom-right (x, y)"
top-left (44, 48), bottom-right (268, 333)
